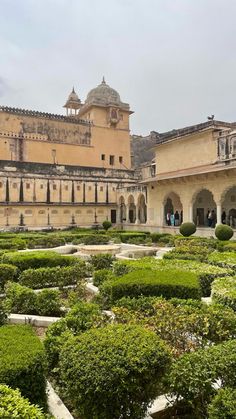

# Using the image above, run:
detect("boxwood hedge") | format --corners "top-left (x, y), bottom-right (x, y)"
top-left (212, 277), bottom-right (236, 311)
top-left (0, 325), bottom-right (46, 407)
top-left (0, 384), bottom-right (47, 418)
top-left (100, 269), bottom-right (201, 305)
top-left (1, 251), bottom-right (76, 272)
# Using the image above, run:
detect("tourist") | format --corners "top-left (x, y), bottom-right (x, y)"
top-left (221, 210), bottom-right (226, 224)
top-left (166, 211), bottom-right (171, 226)
top-left (211, 210), bottom-right (216, 228)
top-left (170, 212), bottom-right (175, 226)
top-left (207, 210), bottom-right (212, 227)
top-left (174, 210), bottom-right (180, 226)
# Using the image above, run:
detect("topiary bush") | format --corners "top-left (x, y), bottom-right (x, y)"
top-left (1, 251), bottom-right (76, 272)
top-left (0, 384), bottom-right (47, 418)
top-left (179, 222), bottom-right (197, 237)
top-left (215, 224), bottom-right (234, 241)
top-left (102, 220), bottom-right (112, 231)
top-left (59, 324), bottom-right (172, 419)
top-left (212, 277), bottom-right (236, 311)
top-left (208, 387), bottom-right (236, 419)
top-left (0, 263), bottom-right (18, 291)
top-left (0, 325), bottom-right (47, 407)
top-left (89, 253), bottom-right (115, 270)
top-left (19, 261), bottom-right (87, 289)
top-left (100, 269), bottom-right (201, 306)
top-left (44, 302), bottom-right (109, 370)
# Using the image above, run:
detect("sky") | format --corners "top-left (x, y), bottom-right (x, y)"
top-left (1, 0), bottom-right (236, 135)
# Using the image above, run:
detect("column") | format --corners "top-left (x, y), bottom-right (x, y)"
top-left (189, 203), bottom-right (193, 223)
top-left (216, 202), bottom-right (222, 226)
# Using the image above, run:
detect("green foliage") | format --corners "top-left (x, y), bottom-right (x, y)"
top-left (0, 384), bottom-right (48, 419)
top-left (168, 340), bottom-right (236, 417)
top-left (19, 261), bottom-right (87, 289)
top-left (59, 324), bottom-right (172, 419)
top-left (150, 233), bottom-right (174, 244)
top-left (0, 325), bottom-right (46, 407)
top-left (179, 222), bottom-right (197, 237)
top-left (27, 235), bottom-right (66, 249)
top-left (0, 238), bottom-right (26, 250)
top-left (208, 251), bottom-right (236, 269)
top-left (1, 251), bottom-right (76, 271)
top-left (0, 263), bottom-right (18, 291)
top-left (212, 277), bottom-right (236, 311)
top-left (221, 241), bottom-right (236, 252)
top-left (102, 220), bottom-right (112, 231)
top-left (208, 388), bottom-right (236, 419)
top-left (5, 282), bottom-right (62, 316)
top-left (93, 269), bottom-right (114, 287)
top-left (89, 253), bottom-right (115, 270)
top-left (113, 298), bottom-right (236, 355)
top-left (215, 224), bottom-right (234, 241)
top-left (119, 232), bottom-right (148, 243)
top-left (44, 302), bottom-right (109, 370)
top-left (82, 234), bottom-right (109, 245)
top-left (100, 269), bottom-right (201, 306)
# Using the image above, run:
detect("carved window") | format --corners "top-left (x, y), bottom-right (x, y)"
top-left (26, 183), bottom-right (30, 189)
top-left (53, 184), bottom-right (57, 190)
top-left (109, 155), bottom-right (115, 165)
top-left (119, 156), bottom-right (123, 164)
top-left (230, 136), bottom-right (236, 157)
top-left (101, 154), bottom-right (105, 161)
top-left (77, 185), bottom-right (81, 191)
top-left (218, 138), bottom-right (226, 159)
top-left (40, 184), bottom-right (44, 189)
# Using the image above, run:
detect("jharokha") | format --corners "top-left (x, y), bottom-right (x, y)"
top-left (0, 78), bottom-right (236, 234)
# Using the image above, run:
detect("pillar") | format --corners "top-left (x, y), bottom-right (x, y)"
top-left (216, 202), bottom-right (222, 226)
top-left (189, 203), bottom-right (193, 223)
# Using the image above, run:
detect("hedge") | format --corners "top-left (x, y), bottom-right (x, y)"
top-left (0, 325), bottom-right (46, 407)
top-left (169, 340), bottom-right (236, 417)
top-left (208, 388), bottom-right (236, 419)
top-left (208, 252), bottom-right (236, 270)
top-left (0, 263), bottom-right (18, 291)
top-left (212, 277), bottom-right (236, 311)
top-left (89, 253), bottom-right (115, 270)
top-left (0, 385), bottom-right (47, 418)
top-left (113, 258), bottom-right (232, 297)
top-left (93, 269), bottom-right (114, 287)
top-left (27, 236), bottom-right (66, 249)
top-left (5, 282), bottom-right (62, 316)
top-left (59, 324), bottom-right (172, 419)
top-left (19, 261), bottom-right (87, 289)
top-left (1, 251), bottom-right (76, 271)
top-left (100, 269), bottom-right (201, 305)
top-left (0, 238), bottom-right (27, 250)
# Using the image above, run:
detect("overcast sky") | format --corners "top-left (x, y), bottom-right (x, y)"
top-left (1, 0), bottom-right (236, 135)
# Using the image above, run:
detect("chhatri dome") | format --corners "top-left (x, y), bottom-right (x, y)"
top-left (84, 77), bottom-right (130, 110)
top-left (63, 87), bottom-right (81, 115)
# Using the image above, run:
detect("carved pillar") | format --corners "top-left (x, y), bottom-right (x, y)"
top-left (216, 202), bottom-right (222, 226)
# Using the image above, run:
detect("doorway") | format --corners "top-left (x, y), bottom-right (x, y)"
top-left (111, 209), bottom-right (116, 223)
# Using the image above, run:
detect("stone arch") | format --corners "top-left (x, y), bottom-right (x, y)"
top-left (163, 191), bottom-right (183, 226)
top-left (221, 185), bottom-right (236, 227)
top-left (192, 188), bottom-right (216, 227)
top-left (137, 193), bottom-right (147, 224)
top-left (127, 194), bottom-right (136, 223)
top-left (118, 195), bottom-right (126, 223)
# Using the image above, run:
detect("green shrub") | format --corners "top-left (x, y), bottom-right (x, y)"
top-left (93, 269), bottom-right (114, 287)
top-left (19, 261), bottom-right (87, 289)
top-left (36, 289), bottom-right (62, 316)
top-left (208, 388), bottom-right (236, 419)
top-left (5, 282), bottom-right (38, 314)
top-left (208, 252), bottom-right (236, 269)
top-left (28, 236), bottom-right (66, 249)
top-left (150, 233), bottom-right (172, 244)
top-left (169, 340), bottom-right (236, 418)
top-left (119, 232), bottom-right (147, 243)
top-left (0, 384), bottom-right (47, 418)
top-left (212, 277), bottom-right (236, 311)
top-left (102, 220), bottom-right (112, 231)
top-left (44, 302), bottom-right (109, 370)
top-left (89, 253), bottom-right (115, 270)
top-left (1, 251), bottom-right (76, 272)
top-left (5, 282), bottom-right (62, 316)
top-left (59, 324), bottom-right (172, 419)
top-left (0, 325), bottom-right (46, 407)
top-left (101, 269), bottom-right (201, 306)
top-left (0, 263), bottom-right (18, 291)
top-left (82, 234), bottom-right (109, 245)
top-left (215, 224), bottom-right (234, 241)
top-left (179, 222), bottom-right (196, 237)
top-left (0, 238), bottom-right (26, 250)
top-left (221, 242), bottom-right (236, 252)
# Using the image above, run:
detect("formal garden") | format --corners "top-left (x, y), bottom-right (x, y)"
top-left (0, 221), bottom-right (236, 418)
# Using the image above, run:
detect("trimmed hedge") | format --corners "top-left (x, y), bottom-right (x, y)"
top-left (0, 263), bottom-right (17, 291)
top-left (19, 261), bottom-right (87, 289)
top-left (27, 236), bottom-right (66, 249)
top-left (208, 252), bottom-right (236, 269)
top-left (1, 251), bottom-right (76, 271)
top-left (0, 325), bottom-right (46, 407)
top-left (5, 282), bottom-right (62, 316)
top-left (82, 234), bottom-right (109, 245)
top-left (0, 384), bottom-right (47, 418)
top-left (208, 388), bottom-right (236, 419)
top-left (89, 253), bottom-right (115, 270)
top-left (215, 224), bottom-right (234, 241)
top-left (100, 269), bottom-right (201, 305)
top-left (93, 269), bottom-right (114, 287)
top-left (59, 324), bottom-right (172, 419)
top-left (0, 238), bottom-right (26, 250)
top-left (119, 232), bottom-right (148, 243)
top-left (212, 277), bottom-right (236, 311)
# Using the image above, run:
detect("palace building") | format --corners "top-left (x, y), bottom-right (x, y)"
top-left (0, 78), bottom-right (141, 229)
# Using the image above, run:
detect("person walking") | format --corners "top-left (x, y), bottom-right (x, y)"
top-left (174, 210), bottom-right (180, 226)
